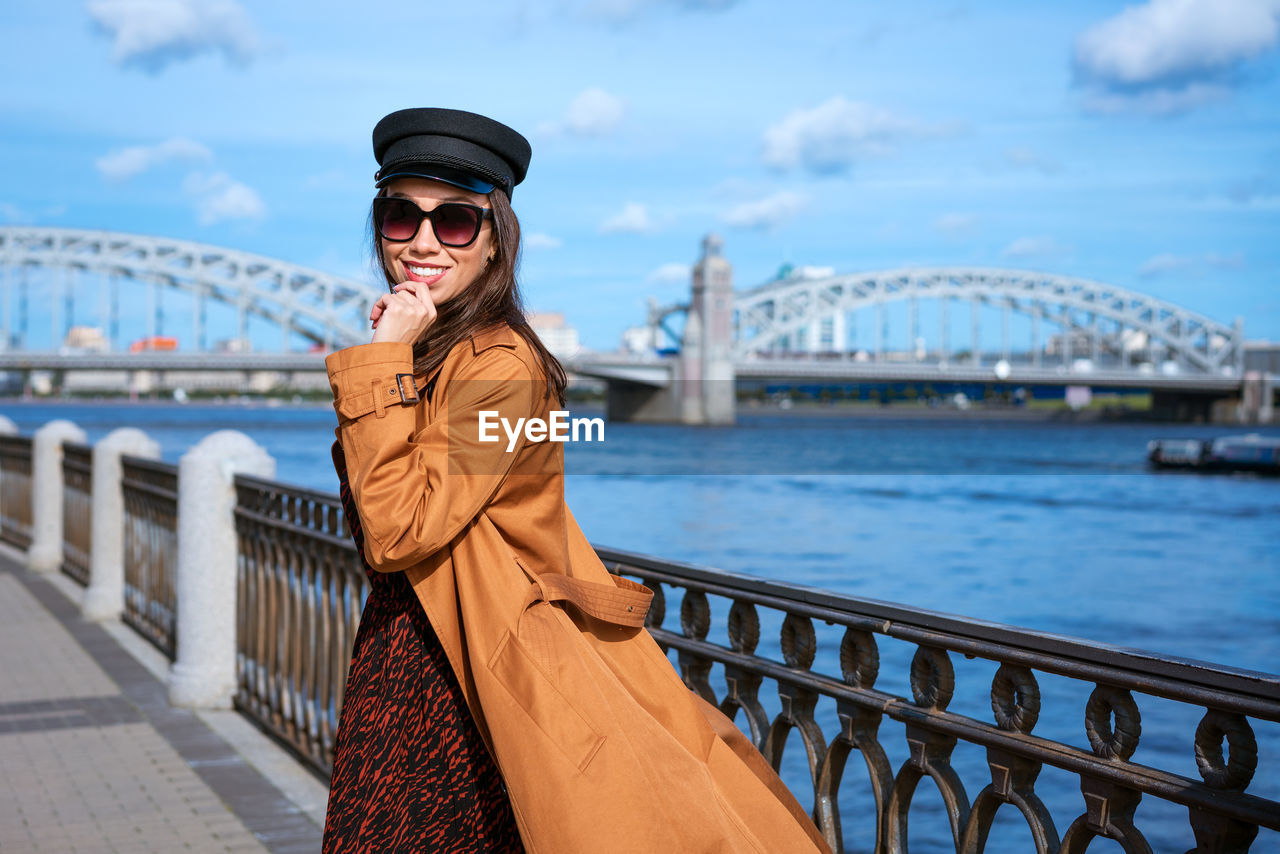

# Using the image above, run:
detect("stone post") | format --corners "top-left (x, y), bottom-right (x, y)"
top-left (0, 416), bottom-right (16, 525)
top-left (168, 430), bottom-right (275, 709)
top-left (27, 419), bottom-right (87, 573)
top-left (83, 428), bottom-right (161, 622)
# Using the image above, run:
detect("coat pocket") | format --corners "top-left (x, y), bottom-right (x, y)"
top-left (487, 624), bottom-right (606, 773)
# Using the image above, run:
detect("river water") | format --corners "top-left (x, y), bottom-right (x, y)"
top-left (5, 399), bottom-right (1278, 852)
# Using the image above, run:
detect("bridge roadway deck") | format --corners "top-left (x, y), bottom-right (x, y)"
top-left (0, 546), bottom-right (325, 853)
top-left (0, 350), bottom-right (1249, 394)
top-left (568, 354), bottom-right (1246, 392)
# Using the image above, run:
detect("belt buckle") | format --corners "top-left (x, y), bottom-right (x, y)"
top-left (395, 373), bottom-right (420, 404)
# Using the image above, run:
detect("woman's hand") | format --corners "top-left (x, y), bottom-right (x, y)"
top-left (370, 281), bottom-right (437, 344)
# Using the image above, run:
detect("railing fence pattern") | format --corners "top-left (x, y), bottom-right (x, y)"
top-left (120, 455), bottom-right (179, 658)
top-left (596, 547), bottom-right (1279, 854)
top-left (59, 442), bottom-right (92, 585)
top-left (234, 474), bottom-right (369, 777)
top-left (0, 434), bottom-right (33, 549)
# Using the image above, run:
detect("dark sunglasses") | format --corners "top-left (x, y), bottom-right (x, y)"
top-left (373, 197), bottom-right (493, 247)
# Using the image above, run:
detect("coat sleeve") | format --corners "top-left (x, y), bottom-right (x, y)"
top-left (326, 340), bottom-right (539, 573)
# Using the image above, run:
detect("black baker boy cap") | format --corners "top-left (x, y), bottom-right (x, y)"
top-left (372, 108), bottom-right (532, 198)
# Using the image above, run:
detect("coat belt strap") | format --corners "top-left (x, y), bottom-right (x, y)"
top-left (524, 570), bottom-right (652, 628)
top-left (336, 373), bottom-right (421, 420)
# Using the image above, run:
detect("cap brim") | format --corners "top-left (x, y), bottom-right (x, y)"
top-left (374, 164), bottom-right (496, 195)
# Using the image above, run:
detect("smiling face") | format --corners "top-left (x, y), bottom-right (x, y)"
top-left (377, 177), bottom-right (495, 307)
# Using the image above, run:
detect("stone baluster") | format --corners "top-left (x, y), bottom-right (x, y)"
top-left (27, 419), bottom-right (87, 573)
top-left (168, 430), bottom-right (275, 709)
top-left (83, 428), bottom-right (161, 621)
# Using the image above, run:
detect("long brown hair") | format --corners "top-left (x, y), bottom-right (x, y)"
top-left (368, 187), bottom-right (567, 405)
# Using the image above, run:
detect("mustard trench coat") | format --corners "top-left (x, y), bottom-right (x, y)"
top-left (326, 324), bottom-right (830, 854)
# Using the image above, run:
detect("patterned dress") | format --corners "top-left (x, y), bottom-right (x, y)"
top-left (322, 473), bottom-right (524, 853)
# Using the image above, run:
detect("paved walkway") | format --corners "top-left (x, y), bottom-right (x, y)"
top-left (0, 548), bottom-right (324, 853)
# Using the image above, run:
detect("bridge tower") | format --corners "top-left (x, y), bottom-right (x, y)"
top-left (680, 234), bottom-right (735, 424)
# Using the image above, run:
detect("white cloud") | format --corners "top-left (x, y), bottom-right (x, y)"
top-left (0, 202), bottom-right (68, 224)
top-left (539, 88), bottom-right (627, 138)
top-left (183, 172), bottom-right (265, 225)
top-left (1082, 82), bottom-right (1231, 115)
top-left (525, 232), bottom-right (563, 250)
top-left (1073, 0), bottom-right (1280, 113)
top-left (1227, 174), bottom-right (1277, 204)
top-left (600, 202), bottom-right (652, 234)
top-left (934, 212), bottom-right (979, 236)
top-left (564, 88), bottom-right (626, 136)
top-left (723, 191), bottom-right (808, 231)
top-left (646, 262), bottom-right (691, 284)
top-left (583, 0), bottom-right (740, 23)
top-left (1004, 147), bottom-right (1061, 174)
top-left (96, 137), bottom-right (212, 181)
top-left (762, 97), bottom-right (943, 175)
top-left (1001, 236), bottom-right (1072, 260)
top-left (0, 202), bottom-right (31, 224)
top-left (87, 0), bottom-right (259, 73)
top-left (302, 169), bottom-right (351, 191)
top-left (1139, 251), bottom-right (1245, 277)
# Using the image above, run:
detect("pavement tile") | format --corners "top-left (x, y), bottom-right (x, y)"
top-left (1, 555), bottom-right (318, 853)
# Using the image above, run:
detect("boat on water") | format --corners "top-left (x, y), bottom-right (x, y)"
top-left (1147, 434), bottom-right (1280, 474)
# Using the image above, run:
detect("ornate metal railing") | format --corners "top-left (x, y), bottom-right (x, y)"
top-left (596, 546), bottom-right (1280, 854)
top-left (0, 434), bottom-right (33, 549)
top-left (233, 474), bottom-right (368, 777)
top-left (60, 442), bottom-right (93, 585)
top-left (219, 473), bottom-right (1280, 851)
top-left (121, 456), bottom-right (179, 658)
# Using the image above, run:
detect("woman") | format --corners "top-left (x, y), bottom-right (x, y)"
top-left (324, 107), bottom-right (831, 853)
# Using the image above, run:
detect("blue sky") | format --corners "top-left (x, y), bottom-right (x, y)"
top-left (2, 0), bottom-right (1278, 350)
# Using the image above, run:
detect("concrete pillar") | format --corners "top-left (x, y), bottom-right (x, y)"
top-left (27, 420), bottom-right (87, 573)
top-left (168, 430), bottom-right (275, 709)
top-left (691, 233), bottom-right (735, 425)
top-left (679, 309), bottom-right (704, 424)
top-left (83, 428), bottom-right (161, 621)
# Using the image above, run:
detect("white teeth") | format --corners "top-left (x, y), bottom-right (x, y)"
top-left (408, 265), bottom-right (444, 277)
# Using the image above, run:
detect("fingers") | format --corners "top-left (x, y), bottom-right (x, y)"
top-left (392, 281), bottom-right (435, 309)
top-left (370, 294), bottom-right (390, 328)
top-left (369, 287), bottom-right (438, 344)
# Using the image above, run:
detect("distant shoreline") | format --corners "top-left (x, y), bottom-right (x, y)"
top-left (2, 396), bottom-right (1264, 428)
top-left (734, 401), bottom-right (1162, 422)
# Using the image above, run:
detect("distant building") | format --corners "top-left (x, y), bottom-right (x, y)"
top-left (527, 312), bottom-right (580, 358)
top-left (62, 326), bottom-right (108, 353)
top-left (772, 263), bottom-right (835, 281)
top-left (1246, 341), bottom-right (1280, 374)
top-left (620, 324), bottom-right (658, 355)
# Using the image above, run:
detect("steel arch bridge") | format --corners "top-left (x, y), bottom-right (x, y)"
top-left (654, 267), bottom-right (1244, 375)
top-left (0, 226), bottom-right (382, 352)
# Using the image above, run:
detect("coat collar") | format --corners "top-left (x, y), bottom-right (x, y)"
top-left (470, 324), bottom-right (520, 355)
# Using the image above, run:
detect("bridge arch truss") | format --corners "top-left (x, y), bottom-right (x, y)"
top-left (0, 227), bottom-right (382, 352)
top-left (729, 267), bottom-right (1244, 375)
